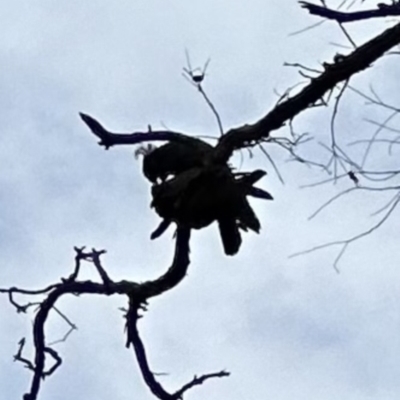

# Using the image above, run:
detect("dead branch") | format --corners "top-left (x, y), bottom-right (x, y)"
top-left (81, 21), bottom-right (400, 167)
top-left (1, 228), bottom-right (214, 400)
top-left (291, 185), bottom-right (400, 271)
top-left (173, 370), bottom-right (230, 399)
top-left (214, 21), bottom-right (400, 162)
top-left (300, 1), bottom-right (400, 23)
top-left (79, 113), bottom-right (205, 150)
top-left (125, 297), bottom-right (229, 400)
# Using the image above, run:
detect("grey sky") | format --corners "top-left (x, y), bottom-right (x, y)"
top-left (1, 1), bottom-right (400, 399)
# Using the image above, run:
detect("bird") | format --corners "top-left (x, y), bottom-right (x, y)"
top-left (150, 165), bottom-right (273, 255)
top-left (136, 139), bottom-right (215, 183)
top-left (136, 136), bottom-right (273, 255)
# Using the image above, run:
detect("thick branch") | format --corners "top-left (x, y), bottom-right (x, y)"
top-left (300, 1), bottom-right (400, 23)
top-left (81, 22), bottom-right (400, 166)
top-left (138, 228), bottom-right (191, 299)
top-left (213, 21), bottom-right (400, 162)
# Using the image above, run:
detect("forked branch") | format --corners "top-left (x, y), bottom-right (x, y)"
top-left (1, 228), bottom-right (227, 400)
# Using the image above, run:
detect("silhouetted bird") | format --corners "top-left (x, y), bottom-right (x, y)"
top-left (136, 137), bottom-right (273, 255)
top-left (136, 140), bottom-right (214, 183)
top-left (150, 165), bottom-right (273, 255)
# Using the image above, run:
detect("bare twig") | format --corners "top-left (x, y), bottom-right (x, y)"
top-left (182, 53), bottom-right (224, 136)
top-left (174, 370), bottom-right (230, 398)
top-left (290, 187), bottom-right (400, 269)
top-left (198, 84), bottom-right (224, 136)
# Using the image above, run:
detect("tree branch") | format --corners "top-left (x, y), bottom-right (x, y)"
top-left (299, 1), bottom-right (400, 23)
top-left (2, 228), bottom-right (192, 400)
top-left (81, 22), bottom-right (400, 166)
top-left (79, 113), bottom-right (207, 150)
top-left (125, 295), bottom-right (229, 400)
top-left (213, 21), bottom-right (400, 162)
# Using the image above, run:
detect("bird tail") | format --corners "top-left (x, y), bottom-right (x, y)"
top-left (218, 219), bottom-right (242, 256)
top-left (238, 202), bottom-right (261, 233)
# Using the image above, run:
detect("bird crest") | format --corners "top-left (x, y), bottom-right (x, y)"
top-left (134, 143), bottom-right (157, 159)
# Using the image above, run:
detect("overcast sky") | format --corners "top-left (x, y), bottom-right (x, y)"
top-left (1, 1), bottom-right (400, 399)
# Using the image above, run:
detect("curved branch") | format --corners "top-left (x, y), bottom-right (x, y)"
top-left (138, 228), bottom-right (191, 299)
top-left (173, 370), bottom-right (230, 398)
top-left (126, 300), bottom-right (175, 400)
top-left (126, 286), bottom-right (229, 400)
top-left (19, 229), bottom-right (191, 400)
